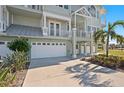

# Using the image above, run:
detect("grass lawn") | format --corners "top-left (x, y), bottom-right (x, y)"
top-left (98, 49), bottom-right (124, 58)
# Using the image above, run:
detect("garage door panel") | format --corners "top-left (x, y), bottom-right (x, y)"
top-left (31, 42), bottom-right (66, 59)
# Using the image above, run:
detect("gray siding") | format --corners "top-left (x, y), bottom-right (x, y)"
top-left (44, 5), bottom-right (70, 17)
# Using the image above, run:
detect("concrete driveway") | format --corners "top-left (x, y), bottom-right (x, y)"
top-left (23, 57), bottom-right (124, 87)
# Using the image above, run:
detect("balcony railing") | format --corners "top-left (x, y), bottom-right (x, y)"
top-left (42, 27), bottom-right (70, 38)
top-left (76, 31), bottom-right (92, 39)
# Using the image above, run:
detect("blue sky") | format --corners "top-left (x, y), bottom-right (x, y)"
top-left (104, 5), bottom-right (124, 44)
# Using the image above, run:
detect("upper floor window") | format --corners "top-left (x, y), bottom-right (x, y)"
top-left (88, 5), bottom-right (96, 17)
top-left (56, 5), bottom-right (69, 10)
top-left (32, 5), bottom-right (36, 9)
top-left (64, 5), bottom-right (69, 9)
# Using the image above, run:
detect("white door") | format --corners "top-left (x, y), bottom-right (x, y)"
top-left (31, 42), bottom-right (66, 59)
top-left (86, 46), bottom-right (90, 54)
top-left (0, 41), bottom-right (11, 57)
top-left (81, 45), bottom-right (85, 54)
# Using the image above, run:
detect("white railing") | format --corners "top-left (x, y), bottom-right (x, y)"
top-left (76, 31), bottom-right (92, 39)
top-left (42, 27), bottom-right (70, 37)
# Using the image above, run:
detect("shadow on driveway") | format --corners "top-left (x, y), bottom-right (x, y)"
top-left (65, 63), bottom-right (117, 87)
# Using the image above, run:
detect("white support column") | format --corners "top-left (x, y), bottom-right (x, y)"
top-left (43, 14), bottom-right (48, 36)
top-left (72, 28), bottom-right (77, 58)
top-left (6, 9), bottom-right (9, 27)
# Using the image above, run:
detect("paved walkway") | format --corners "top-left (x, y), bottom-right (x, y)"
top-left (23, 57), bottom-right (124, 87)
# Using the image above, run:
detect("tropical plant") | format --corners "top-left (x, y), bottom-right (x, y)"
top-left (7, 38), bottom-right (31, 53)
top-left (4, 50), bottom-right (28, 71)
top-left (0, 65), bottom-right (16, 87)
top-left (116, 35), bottom-right (124, 49)
top-left (94, 20), bottom-right (124, 57)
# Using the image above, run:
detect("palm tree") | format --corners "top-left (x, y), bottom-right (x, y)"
top-left (116, 35), bottom-right (124, 50)
top-left (94, 20), bottom-right (124, 57)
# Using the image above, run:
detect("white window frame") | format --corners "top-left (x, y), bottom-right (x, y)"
top-left (49, 20), bottom-right (61, 36)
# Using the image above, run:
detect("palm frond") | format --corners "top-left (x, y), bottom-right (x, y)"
top-left (93, 29), bottom-right (107, 44)
top-left (110, 20), bottom-right (124, 30)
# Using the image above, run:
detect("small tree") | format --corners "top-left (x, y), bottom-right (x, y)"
top-left (7, 38), bottom-right (31, 53)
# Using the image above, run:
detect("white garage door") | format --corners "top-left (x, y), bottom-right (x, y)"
top-left (31, 42), bottom-right (66, 59)
top-left (86, 46), bottom-right (90, 54)
top-left (0, 41), bottom-right (11, 57)
top-left (81, 45), bottom-right (85, 54)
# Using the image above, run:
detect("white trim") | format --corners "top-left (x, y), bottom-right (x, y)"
top-left (44, 12), bottom-right (71, 21)
top-left (72, 7), bottom-right (91, 17)
top-left (48, 20), bottom-right (61, 36)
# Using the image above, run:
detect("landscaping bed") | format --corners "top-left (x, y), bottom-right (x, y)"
top-left (81, 54), bottom-right (124, 70)
top-left (9, 62), bottom-right (30, 87)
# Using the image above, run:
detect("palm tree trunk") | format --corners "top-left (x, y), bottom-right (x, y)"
top-left (106, 34), bottom-right (109, 57)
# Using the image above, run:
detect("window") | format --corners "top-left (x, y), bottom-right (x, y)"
top-left (52, 43), bottom-right (55, 45)
top-left (0, 42), bottom-right (5, 45)
top-left (37, 5), bottom-right (39, 10)
top-left (56, 43), bottom-right (58, 45)
top-left (56, 24), bottom-right (60, 36)
top-left (63, 43), bottom-right (65, 46)
top-left (88, 26), bottom-right (92, 32)
top-left (42, 43), bottom-right (46, 45)
top-left (49, 21), bottom-right (61, 36)
top-left (92, 27), bottom-right (96, 32)
top-left (32, 5), bottom-right (36, 9)
top-left (47, 43), bottom-right (50, 45)
top-left (59, 5), bottom-right (63, 7)
top-left (32, 43), bottom-right (36, 45)
top-left (50, 23), bottom-right (54, 36)
top-left (7, 42), bottom-right (10, 45)
top-left (37, 43), bottom-right (41, 45)
top-left (64, 5), bottom-right (68, 9)
top-left (60, 43), bottom-right (62, 45)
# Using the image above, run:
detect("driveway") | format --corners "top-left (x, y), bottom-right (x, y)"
top-left (23, 57), bottom-right (124, 87)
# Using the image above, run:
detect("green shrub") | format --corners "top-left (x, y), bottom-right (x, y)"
top-left (7, 38), bottom-right (31, 53)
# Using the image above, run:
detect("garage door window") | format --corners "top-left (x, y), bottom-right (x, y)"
top-left (47, 43), bottom-right (50, 45)
top-left (0, 42), bottom-right (5, 45)
top-left (52, 43), bottom-right (55, 45)
top-left (32, 43), bottom-right (36, 45)
top-left (37, 43), bottom-right (41, 45)
top-left (42, 43), bottom-right (46, 45)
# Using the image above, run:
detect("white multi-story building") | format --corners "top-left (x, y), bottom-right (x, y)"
top-left (0, 5), bottom-right (106, 59)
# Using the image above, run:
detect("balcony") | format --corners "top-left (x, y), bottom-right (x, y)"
top-left (42, 27), bottom-right (70, 40)
top-left (76, 31), bottom-right (92, 41)
top-left (7, 5), bottom-right (43, 17)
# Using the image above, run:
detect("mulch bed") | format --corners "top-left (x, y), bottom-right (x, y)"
top-left (81, 57), bottom-right (124, 72)
top-left (9, 62), bottom-right (30, 87)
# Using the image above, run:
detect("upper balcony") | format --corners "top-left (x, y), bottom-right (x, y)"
top-left (7, 5), bottom-right (43, 17)
top-left (76, 31), bottom-right (92, 41)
